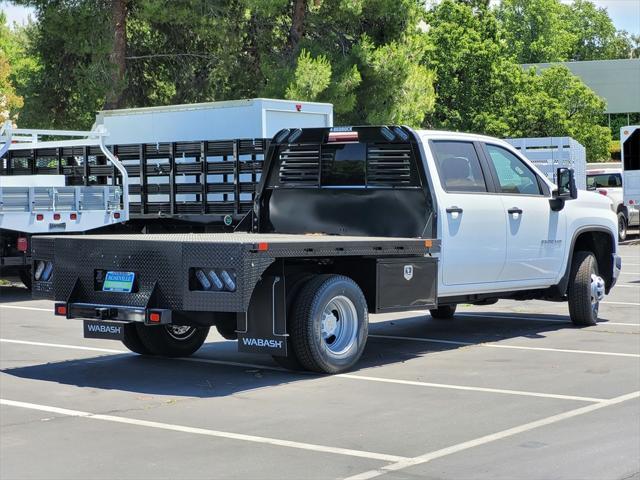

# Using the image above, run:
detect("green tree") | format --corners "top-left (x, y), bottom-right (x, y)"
top-left (563, 0), bottom-right (630, 60)
top-left (0, 11), bottom-right (30, 124)
top-left (423, 0), bottom-right (521, 134)
top-left (511, 66), bottom-right (610, 161)
top-left (496, 0), bottom-right (575, 63)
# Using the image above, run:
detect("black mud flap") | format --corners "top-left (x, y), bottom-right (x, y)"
top-left (237, 275), bottom-right (288, 356)
top-left (83, 320), bottom-right (125, 340)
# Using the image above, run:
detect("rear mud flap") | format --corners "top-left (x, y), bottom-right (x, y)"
top-left (237, 275), bottom-right (288, 356)
top-left (83, 320), bottom-right (125, 340)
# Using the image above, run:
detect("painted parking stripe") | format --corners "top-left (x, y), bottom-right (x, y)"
top-left (368, 334), bottom-right (640, 358)
top-left (2, 339), bottom-right (607, 402)
top-left (344, 390), bottom-right (640, 480)
top-left (615, 284), bottom-right (640, 288)
top-left (0, 338), bottom-right (125, 354)
top-left (0, 399), bottom-right (407, 463)
top-left (457, 313), bottom-right (639, 327)
top-left (338, 375), bottom-right (604, 403)
top-left (0, 305), bottom-right (50, 312)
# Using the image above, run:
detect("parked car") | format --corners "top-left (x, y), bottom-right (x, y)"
top-left (587, 168), bottom-right (640, 241)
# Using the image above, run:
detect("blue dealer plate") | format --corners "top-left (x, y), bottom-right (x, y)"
top-left (102, 271), bottom-right (135, 293)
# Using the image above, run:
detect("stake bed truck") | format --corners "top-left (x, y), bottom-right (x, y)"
top-left (32, 126), bottom-right (621, 373)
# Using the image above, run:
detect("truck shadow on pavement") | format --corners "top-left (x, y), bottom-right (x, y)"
top-left (0, 285), bottom-right (32, 302)
top-left (3, 310), bottom-right (601, 398)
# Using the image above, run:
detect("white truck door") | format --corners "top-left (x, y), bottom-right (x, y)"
top-left (482, 143), bottom-right (566, 281)
top-left (430, 141), bottom-right (506, 287)
top-left (621, 126), bottom-right (640, 207)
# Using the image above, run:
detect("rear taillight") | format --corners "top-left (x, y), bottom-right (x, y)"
top-left (53, 213), bottom-right (61, 220)
top-left (36, 214), bottom-right (44, 221)
top-left (17, 237), bottom-right (28, 252)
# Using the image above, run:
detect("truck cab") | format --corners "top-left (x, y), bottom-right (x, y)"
top-left (31, 126), bottom-right (621, 373)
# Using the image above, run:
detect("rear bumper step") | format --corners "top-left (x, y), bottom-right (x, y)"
top-left (55, 302), bottom-right (172, 325)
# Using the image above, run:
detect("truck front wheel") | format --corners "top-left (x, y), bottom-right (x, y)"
top-left (429, 305), bottom-right (457, 320)
top-left (568, 251), bottom-right (604, 327)
top-left (290, 274), bottom-right (368, 374)
top-left (135, 325), bottom-right (210, 357)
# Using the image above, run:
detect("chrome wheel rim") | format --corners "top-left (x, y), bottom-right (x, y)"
top-left (590, 273), bottom-right (605, 316)
top-left (165, 325), bottom-right (196, 341)
top-left (321, 295), bottom-right (358, 356)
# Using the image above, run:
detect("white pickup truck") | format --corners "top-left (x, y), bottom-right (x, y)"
top-left (32, 126), bottom-right (621, 373)
top-left (587, 168), bottom-right (640, 241)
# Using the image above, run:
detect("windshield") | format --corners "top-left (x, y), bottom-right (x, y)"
top-left (587, 173), bottom-right (622, 189)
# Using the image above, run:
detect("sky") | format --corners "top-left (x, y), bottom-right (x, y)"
top-left (1, 0), bottom-right (639, 35)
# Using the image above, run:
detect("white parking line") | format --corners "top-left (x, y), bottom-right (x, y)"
top-left (344, 390), bottom-right (640, 480)
top-left (1, 339), bottom-right (605, 402)
top-left (616, 284), bottom-right (640, 288)
top-left (338, 375), bottom-right (604, 403)
top-left (0, 338), bottom-right (125, 354)
top-left (0, 305), bottom-right (50, 312)
top-left (619, 272), bottom-right (640, 275)
top-left (457, 313), bottom-right (639, 326)
top-left (0, 399), bottom-right (407, 463)
top-left (369, 335), bottom-right (640, 358)
top-left (602, 301), bottom-right (640, 306)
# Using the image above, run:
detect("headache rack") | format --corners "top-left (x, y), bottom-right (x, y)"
top-left (1, 127), bottom-right (268, 225)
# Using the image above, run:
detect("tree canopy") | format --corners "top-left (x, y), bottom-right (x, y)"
top-left (2, 0), bottom-right (634, 160)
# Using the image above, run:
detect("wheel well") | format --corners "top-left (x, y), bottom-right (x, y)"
top-left (573, 231), bottom-right (614, 290)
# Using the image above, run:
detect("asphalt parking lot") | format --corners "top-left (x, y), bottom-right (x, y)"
top-left (0, 243), bottom-right (638, 480)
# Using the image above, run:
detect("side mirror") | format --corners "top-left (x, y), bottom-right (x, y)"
top-left (550, 168), bottom-right (578, 211)
top-left (555, 168), bottom-right (578, 199)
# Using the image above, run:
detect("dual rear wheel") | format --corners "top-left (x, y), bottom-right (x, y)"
top-left (122, 324), bottom-right (210, 357)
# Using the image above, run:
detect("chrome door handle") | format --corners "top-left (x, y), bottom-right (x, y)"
top-left (446, 206), bottom-right (463, 214)
top-left (508, 207), bottom-right (523, 215)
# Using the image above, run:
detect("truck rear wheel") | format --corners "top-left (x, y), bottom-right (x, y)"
top-left (135, 325), bottom-right (210, 357)
top-left (121, 324), bottom-right (152, 355)
top-left (568, 251), bottom-right (603, 327)
top-left (289, 274), bottom-right (368, 374)
top-left (429, 305), bottom-right (457, 320)
top-left (18, 268), bottom-right (32, 290)
top-left (617, 212), bottom-right (627, 242)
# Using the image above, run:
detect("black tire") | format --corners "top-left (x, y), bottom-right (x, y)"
top-left (215, 320), bottom-right (238, 340)
top-left (18, 267), bottom-right (32, 290)
top-left (429, 305), bottom-right (457, 320)
top-left (568, 251), bottom-right (603, 327)
top-left (289, 274), bottom-right (368, 374)
top-left (617, 212), bottom-right (628, 242)
top-left (271, 273), bottom-right (316, 371)
top-left (135, 324), bottom-right (210, 357)
top-left (121, 323), bottom-right (152, 354)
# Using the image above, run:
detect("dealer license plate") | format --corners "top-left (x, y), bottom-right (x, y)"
top-left (102, 271), bottom-right (135, 293)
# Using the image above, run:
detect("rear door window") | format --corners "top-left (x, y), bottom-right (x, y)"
top-left (431, 141), bottom-right (488, 193)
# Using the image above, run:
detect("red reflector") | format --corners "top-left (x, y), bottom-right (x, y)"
top-left (295, 103), bottom-right (302, 112)
top-left (630, 200), bottom-right (636, 205)
top-left (113, 212), bottom-right (121, 219)
top-left (55, 305), bottom-right (67, 316)
top-left (328, 132), bottom-right (359, 142)
top-left (258, 242), bottom-right (269, 251)
top-left (598, 189), bottom-right (608, 196)
top-left (36, 214), bottom-right (44, 221)
top-left (70, 213), bottom-right (77, 220)
top-left (17, 237), bottom-right (28, 252)
top-left (149, 312), bottom-right (161, 323)
top-left (53, 213), bottom-right (61, 220)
